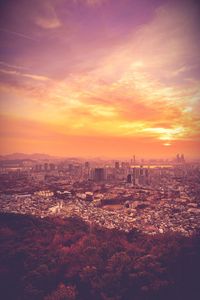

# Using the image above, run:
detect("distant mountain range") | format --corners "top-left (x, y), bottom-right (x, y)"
top-left (0, 153), bottom-right (56, 161)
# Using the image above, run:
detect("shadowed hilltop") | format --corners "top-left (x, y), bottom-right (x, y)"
top-left (0, 213), bottom-right (200, 300)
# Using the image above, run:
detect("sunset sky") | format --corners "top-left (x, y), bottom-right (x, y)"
top-left (0, 0), bottom-right (200, 158)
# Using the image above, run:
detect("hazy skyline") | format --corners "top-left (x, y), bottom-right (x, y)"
top-left (0, 0), bottom-right (200, 158)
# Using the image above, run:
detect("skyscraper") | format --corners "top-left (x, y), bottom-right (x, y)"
top-left (93, 168), bottom-right (105, 182)
top-left (115, 161), bottom-right (120, 169)
top-left (180, 154), bottom-right (185, 163)
top-left (127, 174), bottom-right (132, 183)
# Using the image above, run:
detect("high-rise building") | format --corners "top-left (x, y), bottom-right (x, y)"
top-left (137, 166), bottom-right (149, 185)
top-left (132, 167), bottom-right (136, 185)
top-left (176, 154), bottom-right (180, 163)
top-left (145, 168), bottom-right (149, 177)
top-left (93, 168), bottom-right (105, 181)
top-left (180, 154), bottom-right (185, 163)
top-left (139, 166), bottom-right (144, 176)
top-left (83, 162), bottom-right (90, 179)
top-left (176, 153), bottom-right (185, 164)
top-left (145, 168), bottom-right (149, 185)
top-left (115, 161), bottom-right (120, 169)
top-left (127, 174), bottom-right (132, 183)
top-left (131, 155), bottom-right (136, 165)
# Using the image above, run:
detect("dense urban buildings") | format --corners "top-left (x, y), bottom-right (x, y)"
top-left (0, 154), bottom-right (200, 236)
top-left (1, 153), bottom-right (200, 299)
top-left (1, 0), bottom-right (200, 299)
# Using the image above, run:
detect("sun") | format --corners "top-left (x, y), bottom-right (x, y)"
top-left (163, 142), bottom-right (171, 146)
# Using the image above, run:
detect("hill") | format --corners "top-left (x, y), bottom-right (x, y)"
top-left (0, 153), bottom-right (55, 161)
top-left (0, 213), bottom-right (199, 300)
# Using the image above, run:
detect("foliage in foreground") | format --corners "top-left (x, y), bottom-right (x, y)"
top-left (0, 213), bottom-right (200, 300)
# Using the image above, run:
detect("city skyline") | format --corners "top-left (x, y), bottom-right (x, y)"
top-left (0, 0), bottom-right (200, 158)
top-left (0, 150), bottom-right (191, 161)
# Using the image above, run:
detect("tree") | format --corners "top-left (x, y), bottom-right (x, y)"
top-left (44, 284), bottom-right (77, 300)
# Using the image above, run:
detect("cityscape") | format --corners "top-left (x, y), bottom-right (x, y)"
top-left (0, 0), bottom-right (200, 299)
top-left (1, 153), bottom-right (200, 236)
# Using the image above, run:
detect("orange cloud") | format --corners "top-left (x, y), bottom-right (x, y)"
top-left (0, 0), bottom-right (199, 157)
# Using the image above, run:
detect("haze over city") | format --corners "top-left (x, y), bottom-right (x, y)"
top-left (0, 0), bottom-right (200, 158)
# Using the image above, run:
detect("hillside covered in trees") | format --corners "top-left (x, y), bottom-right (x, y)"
top-left (0, 213), bottom-right (200, 300)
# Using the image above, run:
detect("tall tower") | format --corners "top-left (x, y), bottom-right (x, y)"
top-left (115, 161), bottom-right (120, 169)
top-left (127, 174), bottom-right (132, 183)
top-left (180, 154), bottom-right (185, 163)
top-left (131, 155), bottom-right (136, 165)
top-left (93, 168), bottom-right (105, 182)
top-left (132, 167), bottom-right (136, 185)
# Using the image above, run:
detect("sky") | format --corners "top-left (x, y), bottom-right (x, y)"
top-left (0, 0), bottom-right (200, 158)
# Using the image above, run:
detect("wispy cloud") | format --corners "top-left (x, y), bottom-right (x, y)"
top-left (0, 61), bottom-right (28, 70)
top-left (34, 0), bottom-right (61, 29)
top-left (35, 17), bottom-right (61, 29)
top-left (0, 0), bottom-right (200, 156)
top-left (73, 0), bottom-right (107, 6)
top-left (0, 28), bottom-right (37, 41)
top-left (142, 127), bottom-right (186, 141)
top-left (0, 69), bottom-right (49, 81)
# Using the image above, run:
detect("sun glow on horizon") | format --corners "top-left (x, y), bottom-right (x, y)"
top-left (0, 0), bottom-right (200, 158)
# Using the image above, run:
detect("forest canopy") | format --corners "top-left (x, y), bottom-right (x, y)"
top-left (0, 213), bottom-right (199, 300)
